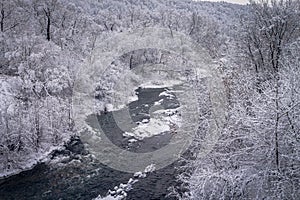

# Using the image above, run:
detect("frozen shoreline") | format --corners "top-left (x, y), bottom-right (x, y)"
top-left (0, 144), bottom-right (68, 179)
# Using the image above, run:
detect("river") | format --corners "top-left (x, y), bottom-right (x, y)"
top-left (0, 86), bottom-right (187, 200)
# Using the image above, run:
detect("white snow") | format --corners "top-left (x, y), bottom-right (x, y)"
top-left (123, 107), bottom-right (181, 140)
top-left (95, 164), bottom-right (155, 200)
top-left (128, 138), bottom-right (137, 143)
top-left (159, 91), bottom-right (175, 98)
top-left (140, 80), bottom-right (183, 88)
top-left (104, 93), bottom-right (138, 111)
top-left (142, 118), bottom-right (149, 123)
top-left (94, 195), bottom-right (121, 200)
top-left (106, 104), bottom-right (115, 111)
top-left (128, 95), bottom-right (138, 103)
top-left (123, 118), bottom-right (170, 140)
top-left (154, 99), bottom-right (163, 105)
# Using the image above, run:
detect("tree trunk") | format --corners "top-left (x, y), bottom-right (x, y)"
top-left (129, 54), bottom-right (133, 69)
top-left (1, 7), bottom-right (4, 32)
top-left (46, 14), bottom-right (51, 41)
top-left (274, 72), bottom-right (280, 171)
top-left (44, 8), bottom-right (51, 41)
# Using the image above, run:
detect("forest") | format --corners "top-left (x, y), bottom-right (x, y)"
top-left (0, 0), bottom-right (299, 199)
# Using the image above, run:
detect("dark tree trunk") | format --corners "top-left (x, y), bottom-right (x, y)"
top-left (46, 14), bottom-right (51, 41)
top-left (44, 8), bottom-right (51, 41)
top-left (1, 7), bottom-right (4, 32)
top-left (129, 54), bottom-right (133, 69)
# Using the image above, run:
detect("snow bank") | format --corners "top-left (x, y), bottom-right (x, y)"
top-left (159, 91), bottom-right (175, 98)
top-left (124, 118), bottom-right (170, 139)
top-left (140, 80), bottom-right (183, 88)
top-left (123, 106), bottom-right (181, 140)
top-left (0, 144), bottom-right (68, 179)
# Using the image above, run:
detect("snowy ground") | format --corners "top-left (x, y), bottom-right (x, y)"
top-left (140, 80), bottom-right (183, 89)
top-left (123, 107), bottom-right (181, 140)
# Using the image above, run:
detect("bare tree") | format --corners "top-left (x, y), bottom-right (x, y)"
top-left (0, 0), bottom-right (22, 32)
top-left (243, 0), bottom-right (300, 75)
top-left (33, 0), bottom-right (59, 41)
top-left (242, 0), bottom-right (300, 171)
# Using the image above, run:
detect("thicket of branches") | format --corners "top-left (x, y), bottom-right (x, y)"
top-left (179, 1), bottom-right (300, 199)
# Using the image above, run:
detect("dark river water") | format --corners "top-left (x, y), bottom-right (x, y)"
top-left (0, 86), bottom-right (188, 200)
